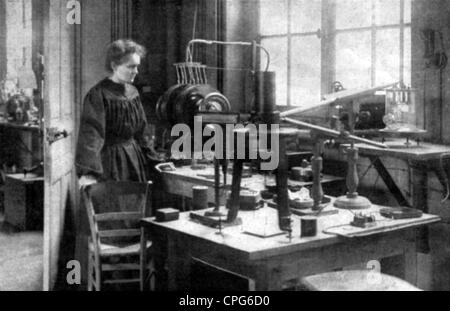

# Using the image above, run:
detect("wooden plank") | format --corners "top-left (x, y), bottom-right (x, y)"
top-left (102, 263), bottom-right (140, 272)
top-left (355, 139), bottom-right (450, 161)
top-left (99, 229), bottom-right (140, 238)
top-left (95, 212), bottom-right (142, 222)
top-left (368, 155), bottom-right (411, 207)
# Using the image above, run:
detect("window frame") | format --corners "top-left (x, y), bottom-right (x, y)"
top-left (258, 0), bottom-right (412, 107)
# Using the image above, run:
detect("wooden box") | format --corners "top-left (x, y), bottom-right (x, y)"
top-left (4, 174), bottom-right (44, 231)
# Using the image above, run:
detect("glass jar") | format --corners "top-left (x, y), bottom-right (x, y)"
top-left (383, 85), bottom-right (418, 131)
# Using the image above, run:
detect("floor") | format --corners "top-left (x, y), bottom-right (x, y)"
top-left (0, 213), bottom-right (43, 291)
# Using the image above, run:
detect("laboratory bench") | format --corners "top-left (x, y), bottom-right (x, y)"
top-left (141, 202), bottom-right (440, 291)
top-left (351, 138), bottom-right (450, 253)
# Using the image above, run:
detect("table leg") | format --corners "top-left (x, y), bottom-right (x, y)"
top-left (369, 156), bottom-right (410, 207)
top-left (380, 231), bottom-right (418, 286)
top-left (410, 160), bottom-right (430, 253)
top-left (166, 236), bottom-right (178, 290)
top-left (181, 196), bottom-right (186, 211)
top-left (150, 229), bottom-right (169, 291)
top-left (140, 227), bottom-right (148, 291)
top-left (252, 265), bottom-right (271, 291)
top-left (404, 239), bottom-right (418, 285)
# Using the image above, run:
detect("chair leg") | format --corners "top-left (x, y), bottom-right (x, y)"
top-left (148, 262), bottom-right (156, 291)
top-left (90, 254), bottom-right (101, 291)
top-left (140, 256), bottom-right (145, 291)
top-left (95, 263), bottom-right (102, 291)
top-left (87, 253), bottom-right (94, 291)
top-left (140, 228), bottom-right (147, 291)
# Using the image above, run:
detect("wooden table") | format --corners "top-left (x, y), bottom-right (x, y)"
top-left (353, 139), bottom-right (450, 252)
top-left (141, 204), bottom-right (440, 291)
top-left (354, 139), bottom-right (450, 207)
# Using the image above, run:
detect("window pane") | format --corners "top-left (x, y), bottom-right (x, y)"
top-left (260, 0), bottom-right (288, 36)
top-left (291, 0), bottom-right (322, 34)
top-left (336, 31), bottom-right (372, 89)
top-left (336, 0), bottom-right (372, 30)
top-left (404, 27), bottom-right (411, 85)
top-left (261, 37), bottom-right (288, 106)
top-left (376, 0), bottom-right (400, 25)
top-left (376, 28), bottom-right (400, 85)
top-left (404, 0), bottom-right (412, 23)
top-left (291, 35), bottom-right (321, 107)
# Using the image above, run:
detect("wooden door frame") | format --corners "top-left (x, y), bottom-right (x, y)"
top-left (42, 0), bottom-right (81, 291)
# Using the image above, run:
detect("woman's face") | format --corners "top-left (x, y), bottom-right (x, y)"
top-left (111, 53), bottom-right (141, 84)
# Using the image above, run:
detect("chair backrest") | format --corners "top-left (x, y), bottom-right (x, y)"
top-left (82, 181), bottom-right (152, 249)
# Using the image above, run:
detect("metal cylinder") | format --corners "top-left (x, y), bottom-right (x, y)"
top-left (192, 186), bottom-right (209, 210)
top-left (255, 71), bottom-right (276, 116)
top-left (301, 216), bottom-right (318, 237)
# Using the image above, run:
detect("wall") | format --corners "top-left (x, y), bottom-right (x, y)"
top-left (412, 0), bottom-right (450, 144)
top-left (0, 0), bottom-right (6, 81)
top-left (80, 0), bottom-right (111, 98)
top-left (412, 0), bottom-right (450, 290)
top-left (130, 0), bottom-right (258, 115)
top-left (131, 0), bottom-right (224, 127)
top-left (223, 0), bottom-right (258, 112)
top-left (130, 0), bottom-right (170, 126)
top-left (4, 0), bottom-right (33, 81)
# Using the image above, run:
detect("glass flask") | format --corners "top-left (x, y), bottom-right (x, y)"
top-left (383, 85), bottom-right (419, 131)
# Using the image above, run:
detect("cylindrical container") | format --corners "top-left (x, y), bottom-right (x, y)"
top-left (192, 186), bottom-right (209, 210)
top-left (300, 216), bottom-right (318, 237)
top-left (255, 71), bottom-right (277, 117)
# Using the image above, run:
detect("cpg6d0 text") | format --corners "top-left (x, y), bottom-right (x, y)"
top-left (223, 296), bottom-right (270, 306)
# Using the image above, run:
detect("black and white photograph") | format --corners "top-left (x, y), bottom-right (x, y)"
top-left (0, 0), bottom-right (449, 293)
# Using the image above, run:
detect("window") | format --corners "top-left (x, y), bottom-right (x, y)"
top-left (3, 0), bottom-right (33, 81)
top-left (259, 0), bottom-right (412, 107)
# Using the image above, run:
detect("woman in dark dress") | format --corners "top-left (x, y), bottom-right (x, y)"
top-left (76, 39), bottom-right (153, 186)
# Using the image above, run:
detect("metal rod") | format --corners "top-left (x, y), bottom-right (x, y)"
top-left (185, 39), bottom-right (271, 72)
top-left (214, 158), bottom-right (220, 210)
top-left (282, 117), bottom-right (388, 149)
top-left (280, 83), bottom-right (396, 118)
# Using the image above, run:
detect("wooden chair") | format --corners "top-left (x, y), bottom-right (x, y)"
top-left (81, 181), bottom-right (153, 291)
top-left (300, 270), bottom-right (421, 291)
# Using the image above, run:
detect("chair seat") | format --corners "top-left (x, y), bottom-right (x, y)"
top-left (301, 270), bottom-right (422, 291)
top-left (89, 241), bottom-right (152, 257)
